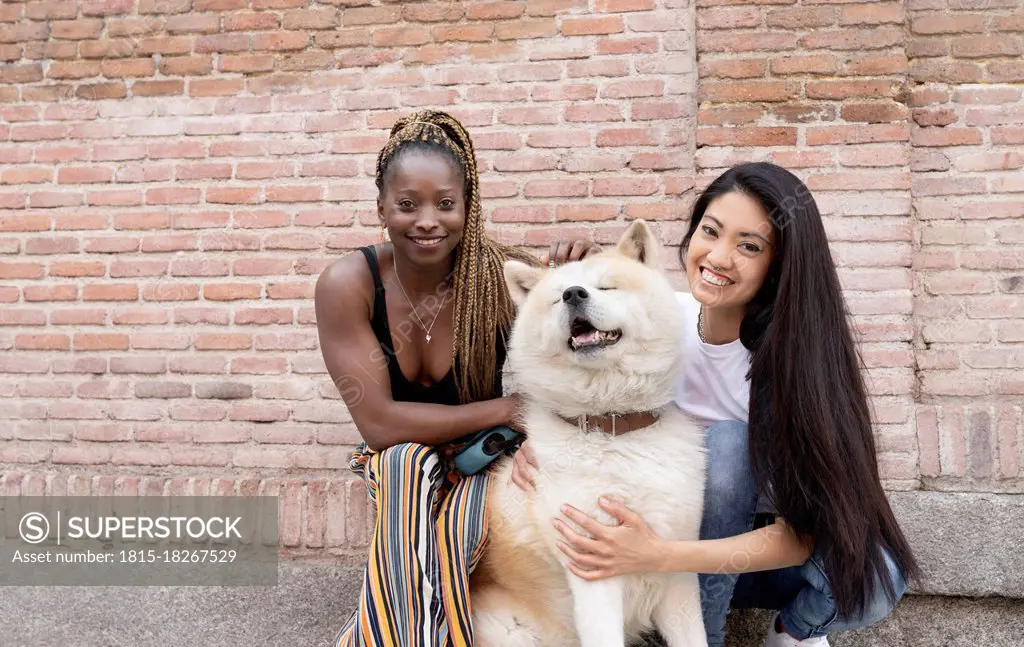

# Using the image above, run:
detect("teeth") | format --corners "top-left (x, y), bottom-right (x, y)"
top-left (701, 268), bottom-right (732, 287)
top-left (412, 238), bottom-right (443, 246)
top-left (570, 329), bottom-right (621, 350)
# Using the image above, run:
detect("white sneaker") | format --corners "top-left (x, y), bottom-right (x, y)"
top-left (762, 612), bottom-right (830, 647)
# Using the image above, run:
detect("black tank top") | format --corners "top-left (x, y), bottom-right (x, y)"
top-left (358, 245), bottom-right (506, 406)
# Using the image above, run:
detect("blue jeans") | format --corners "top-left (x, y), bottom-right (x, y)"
top-left (698, 420), bottom-right (907, 646)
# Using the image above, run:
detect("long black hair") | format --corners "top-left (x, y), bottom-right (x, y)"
top-left (680, 162), bottom-right (921, 617)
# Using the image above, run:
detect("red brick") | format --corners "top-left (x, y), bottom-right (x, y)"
top-left (160, 56), bottom-right (213, 76)
top-left (773, 54), bottom-right (841, 76)
top-left (806, 124), bottom-right (908, 146)
top-left (195, 34), bottom-right (249, 53)
top-left (700, 58), bottom-right (768, 79)
top-left (909, 59), bottom-right (984, 84)
top-left (434, 24), bottom-right (494, 42)
top-left (492, 152), bottom-right (558, 172)
top-left (252, 31), bottom-right (310, 51)
top-left (24, 2), bottom-right (78, 20)
top-left (846, 55), bottom-right (908, 76)
top-left (766, 6), bottom-right (835, 29)
top-left (204, 283), bottom-right (263, 301)
top-left (101, 58), bottom-right (156, 78)
top-left (565, 104), bottom-right (625, 122)
top-left (25, 236), bottom-right (79, 254)
top-left (49, 261), bottom-right (105, 277)
top-left (491, 205), bottom-right (554, 223)
top-left (800, 27), bottom-right (902, 50)
top-left (701, 81), bottom-right (799, 103)
top-left (697, 127), bottom-right (797, 147)
top-left (467, 2), bottom-right (526, 20)
top-left (989, 61), bottom-right (1024, 84)
top-left (496, 19), bottom-right (557, 40)
top-left (807, 79), bottom-right (904, 100)
top-left (840, 4), bottom-right (903, 25)
top-left (138, 0), bottom-right (190, 13)
top-left (16, 334), bottom-right (70, 351)
top-left (23, 285), bottom-right (77, 301)
top-left (554, 205), bottom-right (620, 222)
top-left (696, 31), bottom-right (798, 53)
top-left (597, 36), bottom-right (659, 55)
top-left (402, 3), bottom-right (464, 22)
top-left (136, 36), bottom-right (191, 55)
top-left (524, 180), bottom-right (588, 198)
top-left (343, 6), bottom-right (400, 25)
top-left (911, 13), bottom-right (986, 35)
top-left (561, 16), bottom-right (623, 36)
top-left (146, 187), bottom-right (201, 205)
top-left (842, 103), bottom-right (908, 123)
top-left (50, 19), bottom-right (104, 40)
top-left (698, 6), bottom-right (761, 29)
top-left (526, 129), bottom-right (592, 148)
top-left (911, 128), bottom-right (983, 147)
top-left (74, 334), bottom-right (129, 351)
top-left (952, 35), bottom-right (1023, 59)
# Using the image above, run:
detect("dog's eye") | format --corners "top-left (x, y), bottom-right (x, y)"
top-left (596, 286), bottom-right (615, 291)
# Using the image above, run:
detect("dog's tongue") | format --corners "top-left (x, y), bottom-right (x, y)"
top-left (573, 330), bottom-right (601, 345)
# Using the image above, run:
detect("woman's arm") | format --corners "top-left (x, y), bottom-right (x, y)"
top-left (553, 498), bottom-right (813, 581)
top-left (659, 518), bottom-right (813, 575)
top-left (315, 254), bottom-right (518, 452)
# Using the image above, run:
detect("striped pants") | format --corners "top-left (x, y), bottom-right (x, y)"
top-left (333, 442), bottom-right (491, 647)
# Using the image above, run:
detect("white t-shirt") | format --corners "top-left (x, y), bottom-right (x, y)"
top-left (673, 291), bottom-right (751, 427)
top-left (673, 291), bottom-right (774, 514)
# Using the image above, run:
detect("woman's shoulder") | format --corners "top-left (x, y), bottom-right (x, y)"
top-left (318, 246), bottom-right (377, 289)
top-left (314, 247), bottom-right (378, 321)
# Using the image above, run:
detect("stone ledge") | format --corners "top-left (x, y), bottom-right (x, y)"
top-left (888, 490), bottom-right (1024, 598)
top-left (0, 562), bottom-right (1022, 647)
top-left (0, 491), bottom-right (1018, 645)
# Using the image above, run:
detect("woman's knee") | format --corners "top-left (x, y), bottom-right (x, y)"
top-left (374, 442), bottom-right (443, 489)
top-left (863, 550), bottom-right (909, 625)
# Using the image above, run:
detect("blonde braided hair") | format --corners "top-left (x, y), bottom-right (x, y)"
top-left (375, 110), bottom-right (538, 404)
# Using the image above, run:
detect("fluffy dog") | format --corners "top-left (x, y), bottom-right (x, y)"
top-left (470, 220), bottom-right (707, 647)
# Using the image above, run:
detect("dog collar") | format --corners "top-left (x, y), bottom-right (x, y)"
top-left (559, 411), bottom-right (660, 436)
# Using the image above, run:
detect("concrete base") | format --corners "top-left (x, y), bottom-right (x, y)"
top-left (1, 562), bottom-right (1022, 647)
top-left (1, 490), bottom-right (1020, 646)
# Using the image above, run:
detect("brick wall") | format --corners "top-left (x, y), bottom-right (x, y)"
top-left (0, 0), bottom-right (1021, 559)
top-left (906, 0), bottom-right (1024, 491)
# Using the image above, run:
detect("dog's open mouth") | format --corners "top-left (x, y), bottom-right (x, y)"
top-left (568, 317), bottom-right (622, 351)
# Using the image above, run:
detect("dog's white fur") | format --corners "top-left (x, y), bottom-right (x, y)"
top-left (470, 221), bottom-right (708, 647)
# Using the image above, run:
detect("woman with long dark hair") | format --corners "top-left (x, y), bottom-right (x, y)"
top-left (511, 162), bottom-right (921, 646)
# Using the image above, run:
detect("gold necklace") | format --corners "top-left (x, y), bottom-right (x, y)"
top-left (392, 254), bottom-right (449, 344)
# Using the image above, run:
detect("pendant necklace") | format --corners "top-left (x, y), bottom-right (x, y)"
top-left (392, 254), bottom-right (449, 344)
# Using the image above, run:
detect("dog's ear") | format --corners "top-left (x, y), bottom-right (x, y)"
top-left (615, 219), bottom-right (661, 267)
top-left (503, 260), bottom-right (544, 306)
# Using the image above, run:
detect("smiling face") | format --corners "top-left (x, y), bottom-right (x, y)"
top-left (685, 189), bottom-right (776, 311)
top-left (377, 149), bottom-right (466, 264)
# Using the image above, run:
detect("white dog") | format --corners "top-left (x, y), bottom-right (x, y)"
top-left (470, 220), bottom-right (708, 647)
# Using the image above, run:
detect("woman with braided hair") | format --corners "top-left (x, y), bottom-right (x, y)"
top-left (315, 110), bottom-right (597, 647)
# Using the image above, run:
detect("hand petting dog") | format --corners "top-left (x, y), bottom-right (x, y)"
top-left (510, 448), bottom-right (668, 580)
top-left (552, 497), bottom-right (668, 580)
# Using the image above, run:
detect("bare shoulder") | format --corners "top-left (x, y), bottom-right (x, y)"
top-left (314, 248), bottom-right (376, 327)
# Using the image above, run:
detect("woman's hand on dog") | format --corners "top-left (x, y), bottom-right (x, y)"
top-left (538, 238), bottom-right (601, 267)
top-left (552, 497), bottom-right (666, 580)
top-left (509, 439), bottom-right (538, 491)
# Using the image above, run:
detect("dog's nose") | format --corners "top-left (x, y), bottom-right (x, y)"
top-left (562, 286), bottom-right (589, 306)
